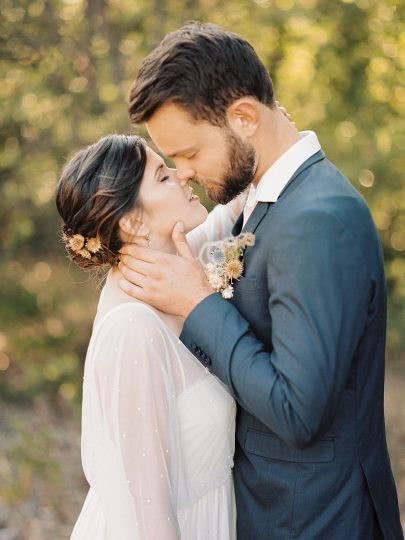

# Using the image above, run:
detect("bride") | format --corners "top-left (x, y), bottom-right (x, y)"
top-left (56, 133), bottom-right (244, 539)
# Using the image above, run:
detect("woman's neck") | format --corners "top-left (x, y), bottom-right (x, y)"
top-left (149, 236), bottom-right (177, 255)
top-left (106, 266), bottom-right (184, 336)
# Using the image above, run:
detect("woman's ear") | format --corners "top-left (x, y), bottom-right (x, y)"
top-left (119, 211), bottom-right (149, 241)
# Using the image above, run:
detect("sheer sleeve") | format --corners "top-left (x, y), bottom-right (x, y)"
top-left (186, 191), bottom-right (247, 259)
top-left (89, 303), bottom-right (181, 540)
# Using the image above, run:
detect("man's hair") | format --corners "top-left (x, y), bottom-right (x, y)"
top-left (129, 21), bottom-right (275, 126)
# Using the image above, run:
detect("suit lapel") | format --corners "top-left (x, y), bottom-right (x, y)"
top-left (232, 149), bottom-right (325, 237)
top-left (242, 201), bottom-right (271, 234)
top-left (278, 149), bottom-right (325, 200)
top-left (232, 201), bottom-right (271, 236)
top-left (231, 211), bottom-right (244, 236)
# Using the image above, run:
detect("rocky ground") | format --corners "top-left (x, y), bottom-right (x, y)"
top-left (1, 366), bottom-right (404, 539)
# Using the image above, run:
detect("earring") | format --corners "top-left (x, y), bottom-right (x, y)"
top-left (145, 233), bottom-right (151, 247)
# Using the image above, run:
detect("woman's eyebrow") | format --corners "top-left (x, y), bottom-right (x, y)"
top-left (154, 162), bottom-right (164, 179)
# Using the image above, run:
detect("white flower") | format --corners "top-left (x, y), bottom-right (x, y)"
top-left (208, 274), bottom-right (224, 290)
top-left (214, 265), bottom-right (226, 276)
top-left (221, 285), bottom-right (234, 299)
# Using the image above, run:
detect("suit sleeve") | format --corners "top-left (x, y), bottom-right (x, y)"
top-left (180, 208), bottom-right (372, 448)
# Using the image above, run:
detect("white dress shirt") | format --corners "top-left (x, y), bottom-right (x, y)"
top-left (243, 131), bottom-right (321, 226)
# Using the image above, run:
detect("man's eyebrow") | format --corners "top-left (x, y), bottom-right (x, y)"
top-left (166, 148), bottom-right (194, 159)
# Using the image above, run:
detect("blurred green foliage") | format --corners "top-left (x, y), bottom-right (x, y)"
top-left (0, 0), bottom-right (404, 407)
top-left (2, 415), bottom-right (60, 504)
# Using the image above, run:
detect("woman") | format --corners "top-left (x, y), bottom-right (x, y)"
top-left (56, 134), bottom-right (244, 539)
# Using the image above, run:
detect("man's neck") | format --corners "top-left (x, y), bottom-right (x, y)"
top-left (252, 108), bottom-right (302, 186)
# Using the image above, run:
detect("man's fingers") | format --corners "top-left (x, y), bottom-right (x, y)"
top-left (118, 264), bottom-right (149, 288)
top-left (172, 222), bottom-right (194, 261)
top-left (131, 235), bottom-right (151, 248)
top-left (119, 243), bottom-right (163, 263)
top-left (119, 278), bottom-right (148, 301)
top-left (119, 256), bottom-right (153, 276)
top-left (277, 103), bottom-right (294, 124)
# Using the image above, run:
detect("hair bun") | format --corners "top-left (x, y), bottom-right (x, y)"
top-left (61, 224), bottom-right (116, 269)
top-left (56, 134), bottom-right (146, 272)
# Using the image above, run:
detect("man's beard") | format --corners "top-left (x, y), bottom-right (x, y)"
top-left (202, 130), bottom-right (256, 205)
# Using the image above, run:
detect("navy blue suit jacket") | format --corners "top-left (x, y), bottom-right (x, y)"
top-left (181, 151), bottom-right (403, 539)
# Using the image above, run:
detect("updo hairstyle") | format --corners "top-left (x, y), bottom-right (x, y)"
top-left (56, 134), bottom-right (147, 269)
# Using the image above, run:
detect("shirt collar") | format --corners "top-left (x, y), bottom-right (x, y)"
top-left (246, 131), bottom-right (321, 207)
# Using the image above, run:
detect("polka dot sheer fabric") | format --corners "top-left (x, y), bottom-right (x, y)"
top-left (70, 198), bottom-right (245, 539)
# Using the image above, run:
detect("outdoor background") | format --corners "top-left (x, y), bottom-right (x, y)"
top-left (0, 0), bottom-right (404, 538)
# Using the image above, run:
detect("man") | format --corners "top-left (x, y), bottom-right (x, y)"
top-left (119, 21), bottom-right (403, 539)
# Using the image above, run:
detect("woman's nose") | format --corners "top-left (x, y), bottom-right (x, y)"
top-left (175, 168), bottom-right (195, 186)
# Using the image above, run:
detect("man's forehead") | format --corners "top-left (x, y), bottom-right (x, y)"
top-left (146, 108), bottom-right (200, 156)
top-left (146, 129), bottom-right (195, 159)
top-left (147, 102), bottom-right (199, 130)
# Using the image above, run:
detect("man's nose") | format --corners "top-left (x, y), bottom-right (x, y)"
top-left (175, 168), bottom-right (195, 186)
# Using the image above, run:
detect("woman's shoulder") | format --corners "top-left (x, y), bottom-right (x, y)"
top-left (87, 302), bottom-right (174, 379)
top-left (93, 301), bottom-right (168, 345)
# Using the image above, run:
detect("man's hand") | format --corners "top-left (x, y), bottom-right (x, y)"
top-left (276, 100), bottom-right (295, 125)
top-left (118, 222), bottom-right (214, 319)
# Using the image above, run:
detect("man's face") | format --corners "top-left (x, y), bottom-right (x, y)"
top-left (145, 102), bottom-right (256, 204)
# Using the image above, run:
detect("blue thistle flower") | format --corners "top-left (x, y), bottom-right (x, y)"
top-left (210, 247), bottom-right (226, 264)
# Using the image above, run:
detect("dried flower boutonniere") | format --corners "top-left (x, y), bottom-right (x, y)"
top-left (204, 232), bottom-right (255, 299)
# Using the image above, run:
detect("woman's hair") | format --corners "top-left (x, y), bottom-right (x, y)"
top-left (129, 21), bottom-right (275, 127)
top-left (56, 134), bottom-right (147, 269)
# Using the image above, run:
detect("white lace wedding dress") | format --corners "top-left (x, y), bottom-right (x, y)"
top-left (70, 200), bottom-right (243, 540)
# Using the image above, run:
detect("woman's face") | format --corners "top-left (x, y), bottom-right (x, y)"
top-left (138, 146), bottom-right (208, 242)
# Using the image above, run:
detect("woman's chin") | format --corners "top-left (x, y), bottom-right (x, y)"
top-left (184, 206), bottom-right (208, 233)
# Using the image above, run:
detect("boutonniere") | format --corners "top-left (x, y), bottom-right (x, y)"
top-left (204, 232), bottom-right (255, 299)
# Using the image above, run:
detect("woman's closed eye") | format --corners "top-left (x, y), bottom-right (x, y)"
top-left (160, 174), bottom-right (170, 182)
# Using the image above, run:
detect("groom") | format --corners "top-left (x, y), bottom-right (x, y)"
top-left (119, 22), bottom-right (403, 539)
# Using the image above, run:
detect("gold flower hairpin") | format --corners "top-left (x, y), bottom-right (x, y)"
top-left (64, 231), bottom-right (102, 259)
top-left (204, 232), bottom-right (255, 299)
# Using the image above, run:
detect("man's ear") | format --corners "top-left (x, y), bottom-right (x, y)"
top-left (226, 97), bottom-right (260, 138)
